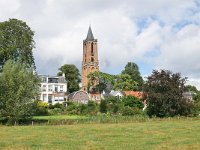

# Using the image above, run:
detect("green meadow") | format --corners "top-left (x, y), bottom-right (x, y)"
top-left (0, 118), bottom-right (200, 150)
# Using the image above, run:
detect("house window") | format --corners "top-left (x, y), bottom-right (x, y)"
top-left (48, 95), bottom-right (52, 104)
top-left (41, 77), bottom-right (47, 83)
top-left (48, 85), bottom-right (53, 91)
top-left (60, 85), bottom-right (63, 92)
top-left (42, 85), bottom-right (47, 91)
top-left (55, 86), bottom-right (58, 92)
top-left (42, 94), bottom-right (47, 101)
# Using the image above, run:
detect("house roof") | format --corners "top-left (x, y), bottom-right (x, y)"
top-left (123, 91), bottom-right (143, 99)
top-left (109, 90), bottom-right (123, 96)
top-left (86, 26), bottom-right (94, 41)
top-left (68, 90), bottom-right (89, 100)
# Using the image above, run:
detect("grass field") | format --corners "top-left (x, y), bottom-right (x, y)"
top-left (0, 118), bottom-right (200, 150)
top-left (33, 115), bottom-right (88, 120)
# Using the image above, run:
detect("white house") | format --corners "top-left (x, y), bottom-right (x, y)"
top-left (39, 75), bottom-right (67, 105)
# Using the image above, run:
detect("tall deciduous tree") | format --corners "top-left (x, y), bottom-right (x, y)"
top-left (122, 62), bottom-right (143, 90)
top-left (0, 18), bottom-right (35, 71)
top-left (0, 60), bottom-right (39, 124)
top-left (113, 74), bottom-right (138, 91)
top-left (57, 64), bottom-right (80, 93)
top-left (143, 70), bottom-right (195, 117)
top-left (88, 71), bottom-right (115, 93)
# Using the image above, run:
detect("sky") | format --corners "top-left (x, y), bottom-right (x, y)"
top-left (0, 0), bottom-right (200, 89)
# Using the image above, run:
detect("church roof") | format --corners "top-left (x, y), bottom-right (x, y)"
top-left (86, 26), bottom-right (94, 40)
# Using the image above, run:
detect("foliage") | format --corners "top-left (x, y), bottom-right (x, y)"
top-left (122, 106), bottom-right (135, 116)
top-left (76, 101), bottom-right (98, 115)
top-left (186, 85), bottom-right (200, 114)
top-left (186, 85), bottom-right (198, 93)
top-left (86, 101), bottom-right (98, 115)
top-left (122, 96), bottom-right (144, 109)
top-left (32, 100), bottom-right (48, 116)
top-left (143, 69), bottom-right (195, 117)
top-left (113, 74), bottom-right (138, 91)
top-left (57, 64), bottom-right (80, 93)
top-left (65, 102), bottom-right (79, 115)
top-left (121, 62), bottom-right (143, 90)
top-left (88, 71), bottom-right (115, 93)
top-left (0, 18), bottom-right (35, 71)
top-left (87, 63), bottom-right (143, 92)
top-left (0, 60), bottom-right (39, 124)
top-left (99, 100), bottom-right (107, 113)
top-left (49, 103), bottom-right (65, 110)
top-left (105, 96), bottom-right (122, 114)
top-left (48, 103), bottom-right (66, 115)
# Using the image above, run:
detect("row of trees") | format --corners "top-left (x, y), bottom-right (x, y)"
top-left (57, 62), bottom-right (144, 94)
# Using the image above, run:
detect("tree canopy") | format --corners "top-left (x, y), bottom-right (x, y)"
top-left (143, 70), bottom-right (194, 117)
top-left (0, 18), bottom-right (35, 71)
top-left (57, 64), bottom-right (81, 93)
top-left (87, 71), bottom-right (115, 93)
top-left (0, 60), bottom-right (39, 124)
top-left (122, 62), bottom-right (143, 90)
top-left (113, 74), bottom-right (138, 91)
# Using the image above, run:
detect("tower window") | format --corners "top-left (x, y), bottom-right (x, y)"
top-left (91, 43), bottom-right (94, 56)
top-left (91, 57), bottom-right (94, 62)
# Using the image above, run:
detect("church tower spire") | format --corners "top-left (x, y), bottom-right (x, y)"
top-left (82, 26), bottom-right (99, 92)
top-left (86, 26), bottom-right (94, 40)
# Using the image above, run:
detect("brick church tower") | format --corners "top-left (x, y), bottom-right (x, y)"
top-left (82, 26), bottom-right (99, 91)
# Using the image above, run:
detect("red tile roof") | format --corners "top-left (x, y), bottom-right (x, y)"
top-left (123, 91), bottom-right (143, 99)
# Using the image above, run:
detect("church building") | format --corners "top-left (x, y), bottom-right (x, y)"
top-left (82, 26), bottom-right (100, 92)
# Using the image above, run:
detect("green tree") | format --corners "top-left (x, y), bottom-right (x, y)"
top-left (186, 85), bottom-right (200, 114)
top-left (0, 18), bottom-right (35, 71)
top-left (88, 71), bottom-right (115, 93)
top-left (0, 60), bottom-right (39, 124)
top-left (186, 85), bottom-right (198, 93)
top-left (143, 70), bottom-right (195, 117)
top-left (87, 101), bottom-right (98, 115)
top-left (122, 96), bottom-right (144, 109)
top-left (105, 96), bottom-right (122, 114)
top-left (122, 62), bottom-right (143, 90)
top-left (58, 64), bottom-right (81, 93)
top-left (113, 74), bottom-right (138, 91)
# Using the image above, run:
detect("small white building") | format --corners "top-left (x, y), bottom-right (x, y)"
top-left (39, 75), bottom-right (67, 105)
top-left (109, 90), bottom-right (124, 99)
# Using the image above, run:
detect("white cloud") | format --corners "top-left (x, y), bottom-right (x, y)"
top-left (155, 24), bottom-right (200, 77)
top-left (0, 0), bottom-right (200, 88)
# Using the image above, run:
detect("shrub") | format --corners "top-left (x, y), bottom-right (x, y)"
top-left (99, 100), bottom-right (107, 113)
top-left (122, 96), bottom-right (144, 109)
top-left (33, 100), bottom-right (49, 116)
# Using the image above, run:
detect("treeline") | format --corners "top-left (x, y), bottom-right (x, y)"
top-left (33, 95), bottom-right (144, 116)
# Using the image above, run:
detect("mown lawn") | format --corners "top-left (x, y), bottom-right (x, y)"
top-left (0, 119), bottom-right (200, 150)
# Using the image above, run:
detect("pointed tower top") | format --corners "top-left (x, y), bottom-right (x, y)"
top-left (86, 26), bottom-right (94, 40)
